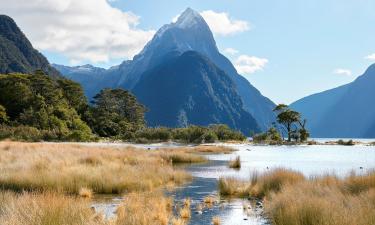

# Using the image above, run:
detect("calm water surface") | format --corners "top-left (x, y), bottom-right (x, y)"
top-left (93, 143), bottom-right (375, 225)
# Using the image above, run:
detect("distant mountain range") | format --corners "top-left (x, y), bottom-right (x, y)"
top-left (0, 15), bottom-right (61, 78)
top-left (54, 8), bottom-right (276, 133)
top-left (291, 64), bottom-right (375, 138)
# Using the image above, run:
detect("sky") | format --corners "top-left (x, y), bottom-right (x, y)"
top-left (1, 0), bottom-right (375, 104)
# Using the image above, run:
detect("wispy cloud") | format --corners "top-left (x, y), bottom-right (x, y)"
top-left (200, 10), bottom-right (250, 36)
top-left (333, 68), bottom-right (352, 76)
top-left (235, 55), bottom-right (268, 75)
top-left (173, 10), bottom-right (250, 36)
top-left (223, 48), bottom-right (239, 55)
top-left (0, 0), bottom-right (155, 64)
top-left (365, 53), bottom-right (375, 61)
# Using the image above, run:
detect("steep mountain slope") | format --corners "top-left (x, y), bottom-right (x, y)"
top-left (52, 64), bottom-right (106, 97)
top-left (0, 15), bottom-right (61, 77)
top-left (55, 8), bottom-right (276, 131)
top-left (133, 51), bottom-right (260, 134)
top-left (291, 64), bottom-right (375, 138)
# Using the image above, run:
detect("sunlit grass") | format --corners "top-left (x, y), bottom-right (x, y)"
top-left (0, 141), bottom-right (191, 195)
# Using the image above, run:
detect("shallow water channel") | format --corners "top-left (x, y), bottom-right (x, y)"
top-left (92, 143), bottom-right (375, 225)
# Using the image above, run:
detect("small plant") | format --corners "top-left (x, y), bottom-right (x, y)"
top-left (179, 205), bottom-right (191, 219)
top-left (212, 216), bottom-right (221, 225)
top-left (228, 156), bottom-right (241, 169)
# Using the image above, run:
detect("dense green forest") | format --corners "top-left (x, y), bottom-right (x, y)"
top-left (0, 71), bottom-right (246, 143)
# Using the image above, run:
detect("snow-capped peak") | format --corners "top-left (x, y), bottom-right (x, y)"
top-left (175, 8), bottom-right (205, 29)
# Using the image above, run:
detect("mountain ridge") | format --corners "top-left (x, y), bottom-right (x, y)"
top-left (291, 63), bottom-right (375, 138)
top-left (0, 15), bottom-right (61, 78)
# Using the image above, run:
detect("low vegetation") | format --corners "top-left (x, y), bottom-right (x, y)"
top-left (0, 141), bottom-right (192, 195)
top-left (0, 142), bottom-right (235, 225)
top-left (218, 169), bottom-right (375, 225)
top-left (134, 124), bottom-right (246, 144)
top-left (0, 191), bottom-right (106, 225)
top-left (228, 156), bottom-right (241, 169)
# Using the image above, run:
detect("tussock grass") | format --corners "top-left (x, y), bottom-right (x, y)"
top-left (218, 168), bottom-right (375, 225)
top-left (157, 151), bottom-right (207, 164)
top-left (0, 191), bottom-right (106, 225)
top-left (266, 180), bottom-right (375, 225)
top-left (0, 141), bottom-right (191, 195)
top-left (228, 156), bottom-right (241, 169)
top-left (188, 145), bottom-right (235, 154)
top-left (219, 169), bottom-right (304, 198)
top-left (116, 192), bottom-right (173, 225)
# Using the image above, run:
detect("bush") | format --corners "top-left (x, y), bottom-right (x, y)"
top-left (253, 127), bottom-right (282, 144)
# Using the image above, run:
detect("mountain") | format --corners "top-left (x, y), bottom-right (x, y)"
top-left (133, 51), bottom-right (260, 134)
top-left (291, 64), bottom-right (375, 138)
top-left (0, 15), bottom-right (61, 77)
top-left (55, 8), bottom-right (276, 132)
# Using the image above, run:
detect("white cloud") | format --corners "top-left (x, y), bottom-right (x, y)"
top-left (234, 55), bottom-right (268, 75)
top-left (223, 48), bottom-right (239, 56)
top-left (333, 68), bottom-right (352, 76)
top-left (0, 0), bottom-right (155, 63)
top-left (365, 53), bottom-right (375, 61)
top-left (200, 10), bottom-right (250, 36)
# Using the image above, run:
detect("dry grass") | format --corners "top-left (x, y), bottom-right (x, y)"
top-left (115, 192), bottom-right (173, 225)
top-left (187, 145), bottom-right (235, 154)
top-left (78, 187), bottom-right (93, 198)
top-left (218, 168), bottom-right (375, 225)
top-left (212, 216), bottom-right (221, 225)
top-left (0, 191), bottom-right (107, 225)
top-left (0, 141), bottom-right (191, 195)
top-left (218, 177), bottom-right (251, 197)
top-left (265, 176), bottom-right (375, 225)
top-left (228, 156), bottom-right (241, 169)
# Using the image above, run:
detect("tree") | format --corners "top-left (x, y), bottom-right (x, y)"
top-left (57, 78), bottom-right (88, 115)
top-left (90, 88), bottom-right (146, 137)
top-left (273, 104), bottom-right (302, 142)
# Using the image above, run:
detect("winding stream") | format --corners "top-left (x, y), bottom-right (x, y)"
top-left (92, 142), bottom-right (375, 224)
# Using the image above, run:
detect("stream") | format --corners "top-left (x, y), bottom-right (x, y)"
top-left (91, 142), bottom-right (375, 225)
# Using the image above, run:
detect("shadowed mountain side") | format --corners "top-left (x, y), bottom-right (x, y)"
top-left (133, 51), bottom-right (260, 134)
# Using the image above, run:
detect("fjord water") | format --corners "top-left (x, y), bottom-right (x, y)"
top-left (92, 142), bottom-right (375, 225)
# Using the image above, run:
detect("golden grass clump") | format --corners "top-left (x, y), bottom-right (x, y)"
top-left (212, 216), bottom-right (221, 225)
top-left (179, 206), bottom-right (191, 220)
top-left (157, 151), bottom-right (207, 164)
top-left (116, 192), bottom-right (173, 225)
top-left (218, 177), bottom-right (250, 197)
top-left (218, 167), bottom-right (375, 225)
top-left (0, 141), bottom-right (191, 195)
top-left (250, 169), bottom-right (305, 198)
top-left (203, 195), bottom-right (216, 205)
top-left (228, 156), bottom-right (241, 169)
top-left (189, 145), bottom-right (235, 154)
top-left (171, 218), bottom-right (186, 225)
top-left (0, 191), bottom-right (106, 225)
top-left (265, 180), bottom-right (375, 225)
top-left (78, 187), bottom-right (93, 198)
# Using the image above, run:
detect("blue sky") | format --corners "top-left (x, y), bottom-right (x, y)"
top-left (2, 0), bottom-right (375, 104)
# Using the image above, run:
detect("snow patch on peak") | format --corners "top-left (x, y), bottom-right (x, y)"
top-left (175, 8), bottom-right (204, 28)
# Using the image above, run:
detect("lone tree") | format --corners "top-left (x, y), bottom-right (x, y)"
top-left (273, 104), bottom-right (309, 142)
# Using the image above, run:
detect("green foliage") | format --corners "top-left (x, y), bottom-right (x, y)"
top-left (253, 127), bottom-right (283, 145)
top-left (0, 72), bottom-right (93, 141)
top-left (89, 88), bottom-right (146, 138)
top-left (132, 124), bottom-right (245, 144)
top-left (0, 105), bottom-right (8, 123)
top-left (273, 104), bottom-right (309, 143)
top-left (337, 139), bottom-right (355, 146)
